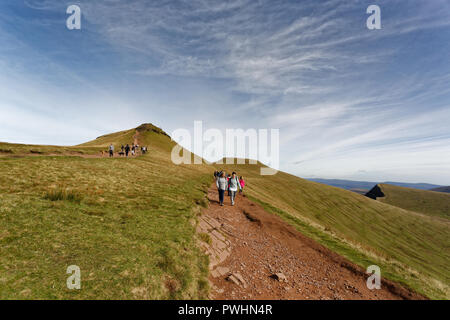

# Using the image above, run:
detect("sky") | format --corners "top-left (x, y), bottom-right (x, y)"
top-left (0, 0), bottom-right (449, 185)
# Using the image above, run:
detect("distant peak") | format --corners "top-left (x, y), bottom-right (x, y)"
top-left (365, 184), bottom-right (385, 200)
top-left (136, 123), bottom-right (169, 137)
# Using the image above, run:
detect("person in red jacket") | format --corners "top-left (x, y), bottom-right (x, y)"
top-left (239, 176), bottom-right (245, 194)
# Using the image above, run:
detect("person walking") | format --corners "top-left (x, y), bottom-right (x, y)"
top-left (125, 144), bottom-right (130, 157)
top-left (229, 172), bottom-right (241, 206)
top-left (227, 174), bottom-right (231, 196)
top-left (239, 176), bottom-right (245, 194)
top-left (108, 144), bottom-right (114, 157)
top-left (216, 172), bottom-right (228, 206)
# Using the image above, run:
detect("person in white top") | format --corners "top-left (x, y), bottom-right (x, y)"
top-left (108, 144), bottom-right (114, 157)
top-left (228, 172), bottom-right (241, 206)
top-left (216, 171), bottom-right (228, 206)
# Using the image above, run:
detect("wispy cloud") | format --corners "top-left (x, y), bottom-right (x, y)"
top-left (1, 0), bottom-right (450, 184)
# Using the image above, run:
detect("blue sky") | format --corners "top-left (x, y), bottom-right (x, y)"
top-left (0, 0), bottom-right (449, 184)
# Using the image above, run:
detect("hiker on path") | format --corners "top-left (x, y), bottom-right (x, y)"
top-left (229, 172), bottom-right (241, 206)
top-left (216, 172), bottom-right (228, 206)
top-left (109, 144), bottom-right (114, 157)
top-left (239, 176), bottom-right (245, 194)
top-left (227, 174), bottom-right (231, 196)
top-left (125, 144), bottom-right (130, 157)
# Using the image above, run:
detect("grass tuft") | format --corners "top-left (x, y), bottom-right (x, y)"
top-left (43, 188), bottom-right (83, 203)
top-left (198, 232), bottom-right (211, 245)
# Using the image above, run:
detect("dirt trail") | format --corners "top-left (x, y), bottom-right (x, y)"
top-left (1, 130), bottom-right (143, 159)
top-left (197, 184), bottom-right (425, 300)
top-left (0, 152), bottom-right (104, 159)
top-left (133, 130), bottom-right (140, 146)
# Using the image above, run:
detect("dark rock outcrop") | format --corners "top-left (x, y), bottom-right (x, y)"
top-left (365, 184), bottom-right (385, 200)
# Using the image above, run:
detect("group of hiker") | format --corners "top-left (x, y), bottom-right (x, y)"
top-left (108, 143), bottom-right (148, 157)
top-left (214, 170), bottom-right (245, 206)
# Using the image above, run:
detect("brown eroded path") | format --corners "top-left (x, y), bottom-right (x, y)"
top-left (197, 185), bottom-right (425, 300)
top-left (133, 129), bottom-right (140, 146)
top-left (1, 130), bottom-right (144, 159)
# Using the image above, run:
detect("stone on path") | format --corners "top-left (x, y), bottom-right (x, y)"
top-left (270, 272), bottom-right (287, 282)
top-left (226, 272), bottom-right (247, 288)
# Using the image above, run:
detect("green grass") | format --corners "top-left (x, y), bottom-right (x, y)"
top-left (198, 233), bottom-right (212, 245)
top-left (376, 183), bottom-right (450, 219)
top-left (0, 128), bottom-right (213, 299)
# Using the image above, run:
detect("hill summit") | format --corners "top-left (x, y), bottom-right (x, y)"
top-left (78, 123), bottom-right (172, 148)
top-left (136, 123), bottom-right (170, 137)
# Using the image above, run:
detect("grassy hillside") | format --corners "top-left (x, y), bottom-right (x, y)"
top-left (1, 125), bottom-right (449, 299)
top-left (0, 126), bottom-right (213, 299)
top-left (216, 162), bottom-right (450, 299)
top-left (0, 142), bottom-right (103, 157)
top-left (374, 184), bottom-right (450, 220)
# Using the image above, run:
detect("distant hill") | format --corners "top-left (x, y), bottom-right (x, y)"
top-left (308, 178), bottom-right (442, 192)
top-left (383, 181), bottom-right (444, 190)
top-left (349, 188), bottom-right (369, 195)
top-left (366, 184), bottom-right (450, 220)
top-left (430, 186), bottom-right (450, 193)
top-left (307, 178), bottom-right (375, 191)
